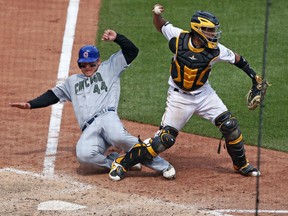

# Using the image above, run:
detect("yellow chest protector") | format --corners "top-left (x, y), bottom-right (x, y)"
top-left (169, 32), bottom-right (220, 91)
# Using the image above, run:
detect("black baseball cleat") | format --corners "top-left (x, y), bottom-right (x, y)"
top-left (234, 163), bottom-right (260, 177)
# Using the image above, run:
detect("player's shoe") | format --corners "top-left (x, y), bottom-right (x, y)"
top-left (163, 164), bottom-right (176, 179)
top-left (234, 163), bottom-right (260, 177)
top-left (109, 161), bottom-right (127, 181)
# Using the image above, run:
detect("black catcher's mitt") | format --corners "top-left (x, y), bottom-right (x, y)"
top-left (247, 75), bottom-right (269, 110)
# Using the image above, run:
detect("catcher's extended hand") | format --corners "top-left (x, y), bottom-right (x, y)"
top-left (247, 75), bottom-right (269, 110)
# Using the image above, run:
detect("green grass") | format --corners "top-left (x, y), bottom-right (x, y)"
top-left (96, 0), bottom-right (288, 152)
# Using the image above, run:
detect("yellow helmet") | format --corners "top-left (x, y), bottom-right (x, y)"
top-left (190, 11), bottom-right (221, 49)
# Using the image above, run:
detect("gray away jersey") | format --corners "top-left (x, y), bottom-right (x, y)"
top-left (52, 50), bottom-right (129, 129)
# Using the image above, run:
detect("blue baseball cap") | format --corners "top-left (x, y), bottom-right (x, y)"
top-left (77, 45), bottom-right (100, 63)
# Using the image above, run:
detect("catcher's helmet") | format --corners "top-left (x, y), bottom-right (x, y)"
top-left (77, 45), bottom-right (100, 64)
top-left (190, 11), bottom-right (221, 49)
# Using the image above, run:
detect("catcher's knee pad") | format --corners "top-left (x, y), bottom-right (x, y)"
top-left (150, 126), bottom-right (179, 154)
top-left (215, 111), bottom-right (247, 167)
top-left (215, 111), bottom-right (242, 143)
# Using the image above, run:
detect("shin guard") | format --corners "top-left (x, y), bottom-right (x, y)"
top-left (116, 142), bottom-right (153, 170)
top-left (226, 140), bottom-right (247, 168)
top-left (215, 111), bottom-right (248, 168)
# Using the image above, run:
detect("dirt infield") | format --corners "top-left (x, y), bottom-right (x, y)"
top-left (1, 0), bottom-right (288, 215)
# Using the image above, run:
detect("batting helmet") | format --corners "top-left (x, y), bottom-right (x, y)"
top-left (190, 11), bottom-right (221, 49)
top-left (77, 45), bottom-right (100, 64)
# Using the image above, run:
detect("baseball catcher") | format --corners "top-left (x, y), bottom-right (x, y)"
top-left (109, 4), bottom-right (268, 181)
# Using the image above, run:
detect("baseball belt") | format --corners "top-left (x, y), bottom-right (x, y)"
top-left (82, 107), bottom-right (116, 132)
top-left (173, 88), bottom-right (201, 96)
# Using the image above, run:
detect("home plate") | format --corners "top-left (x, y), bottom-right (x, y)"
top-left (38, 200), bottom-right (87, 211)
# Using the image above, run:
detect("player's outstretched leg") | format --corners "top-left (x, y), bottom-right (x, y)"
top-left (215, 111), bottom-right (260, 177)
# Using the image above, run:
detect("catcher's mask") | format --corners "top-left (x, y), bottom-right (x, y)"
top-left (77, 45), bottom-right (100, 68)
top-left (190, 11), bottom-right (221, 49)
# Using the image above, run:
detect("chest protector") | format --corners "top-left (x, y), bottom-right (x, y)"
top-left (170, 32), bottom-right (220, 91)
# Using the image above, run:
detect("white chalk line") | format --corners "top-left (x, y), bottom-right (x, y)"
top-left (42, 0), bottom-right (80, 178)
top-left (0, 167), bottom-right (92, 191)
top-left (210, 209), bottom-right (288, 214)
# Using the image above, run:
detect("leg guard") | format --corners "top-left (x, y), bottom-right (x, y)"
top-left (215, 111), bottom-right (247, 168)
top-left (150, 126), bottom-right (179, 154)
top-left (116, 142), bottom-right (153, 170)
top-left (116, 126), bottom-right (178, 170)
